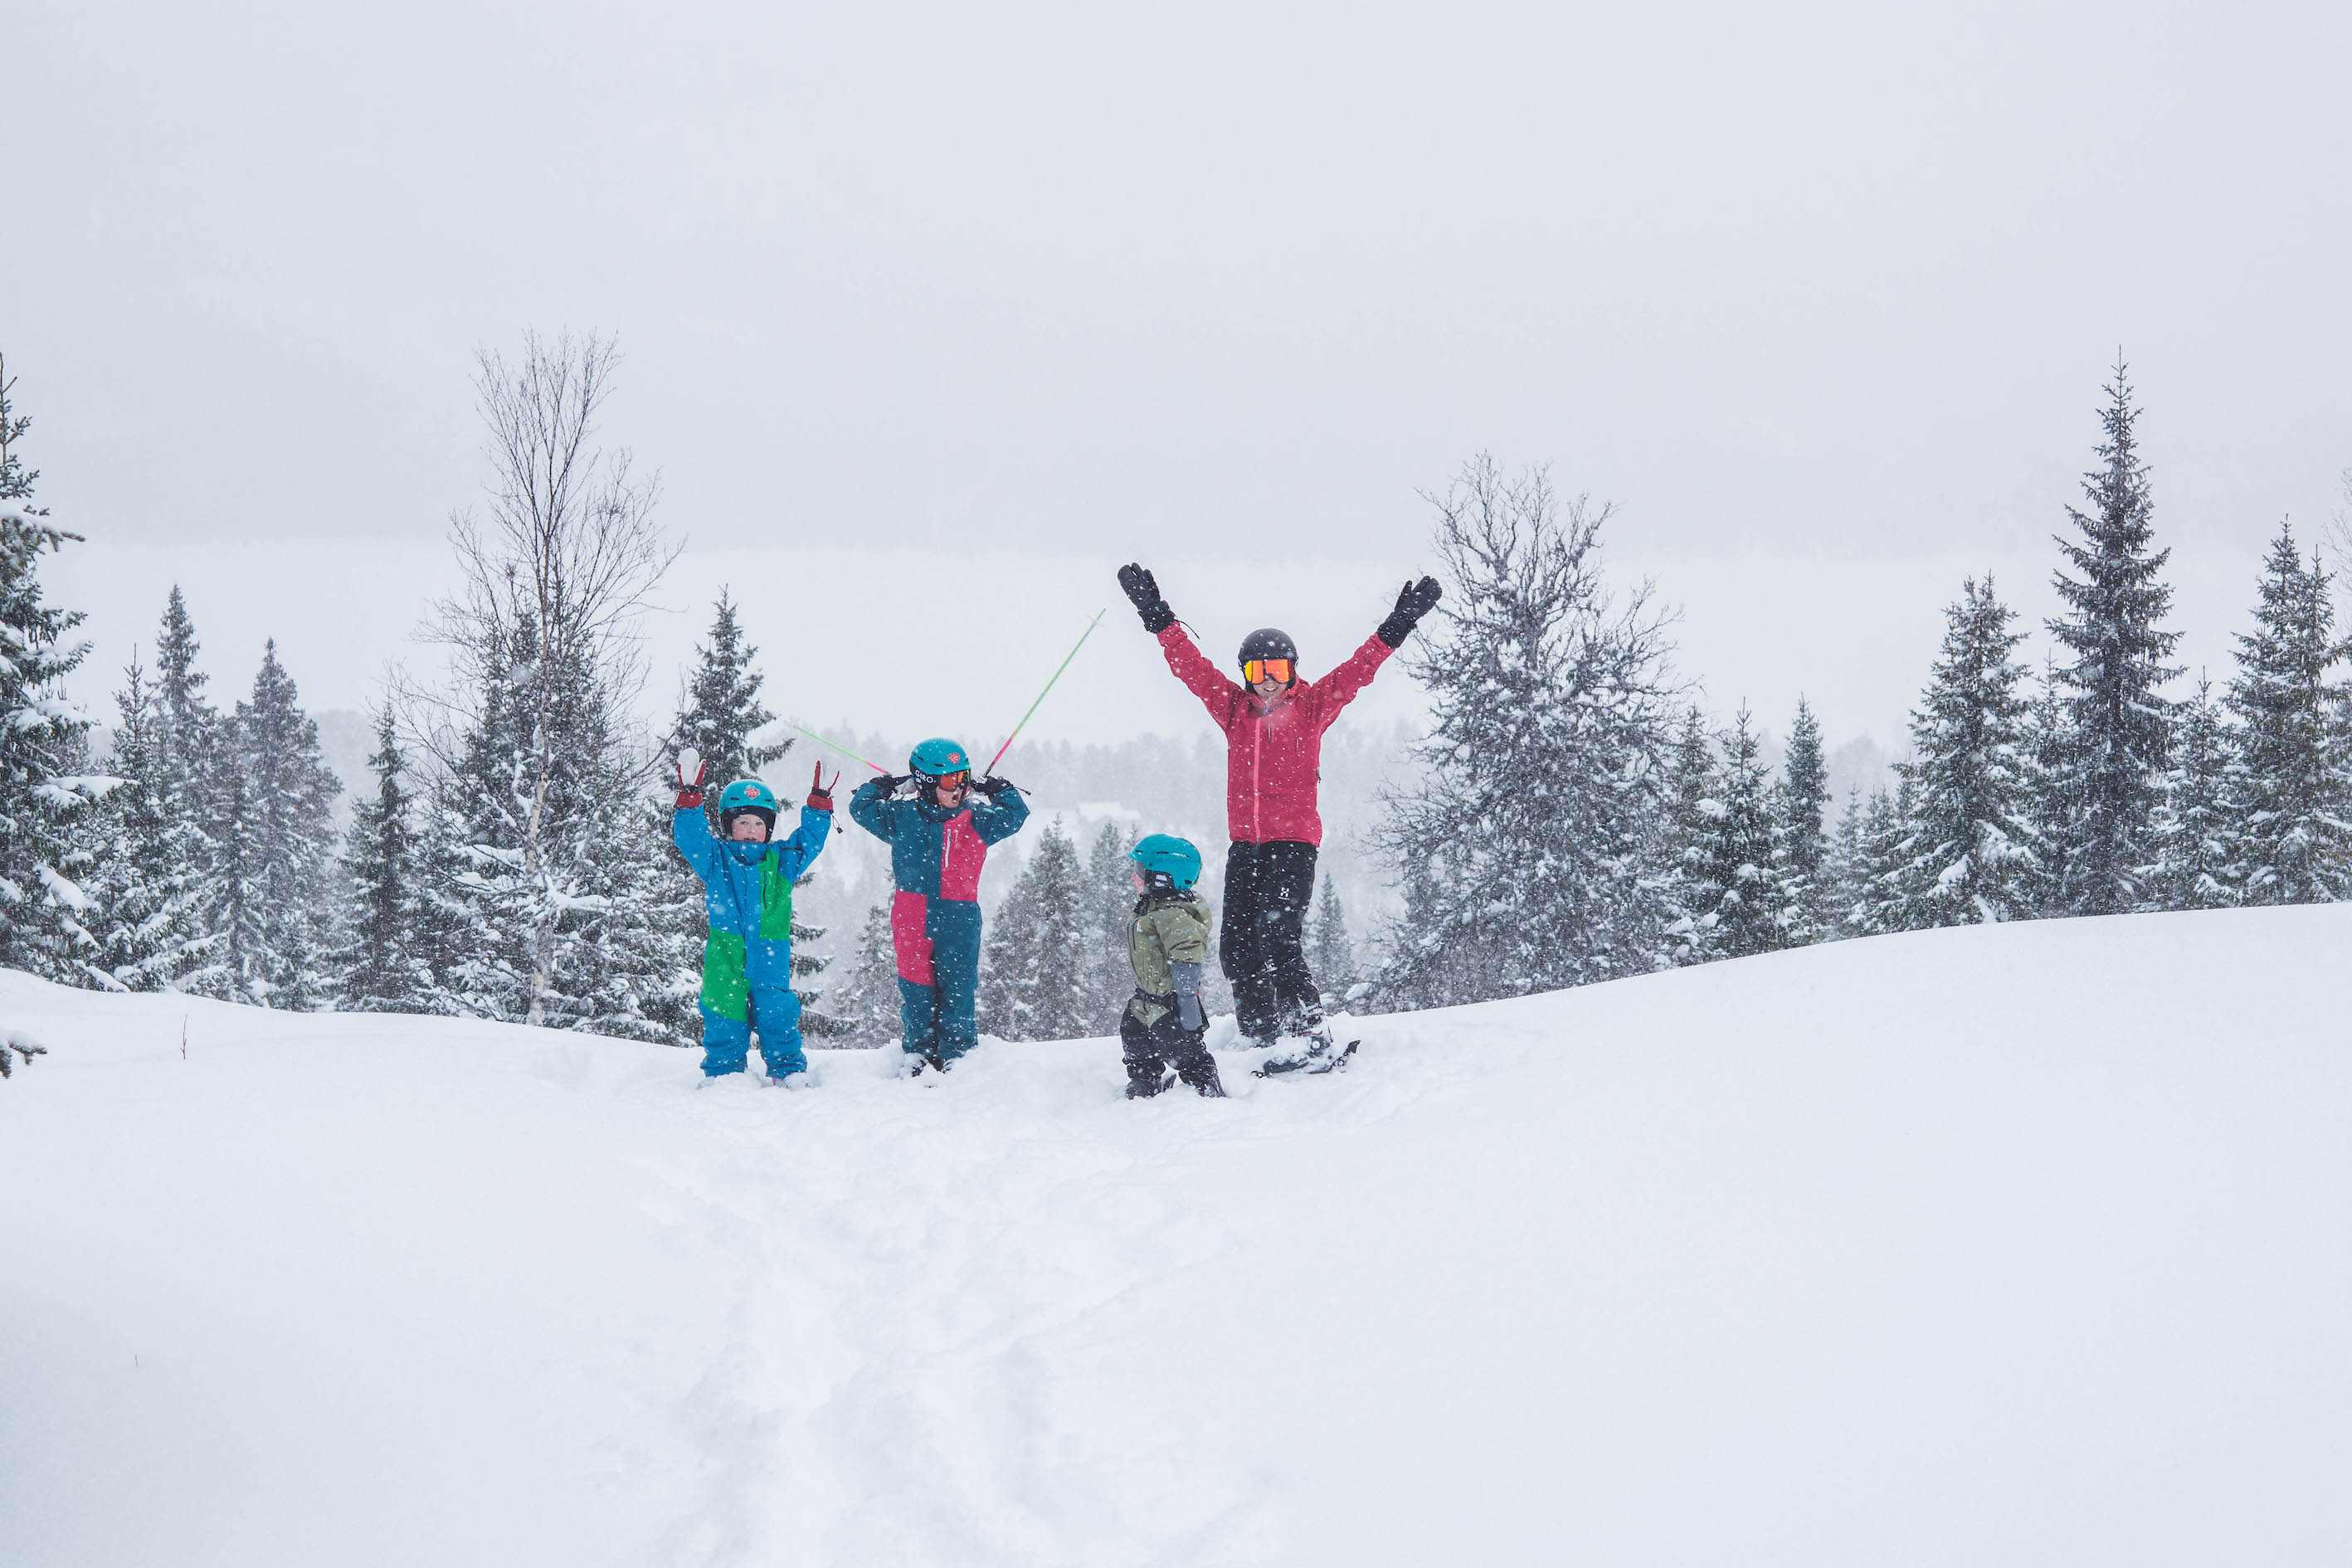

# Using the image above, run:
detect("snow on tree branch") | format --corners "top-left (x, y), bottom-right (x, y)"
top-left (2, 1026), bottom-right (49, 1079)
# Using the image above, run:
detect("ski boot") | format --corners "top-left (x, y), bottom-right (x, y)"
top-left (1254, 1015), bottom-right (1356, 1078)
top-left (1124, 1067), bottom-right (1174, 1099)
top-left (1174, 1054), bottom-right (1228, 1098)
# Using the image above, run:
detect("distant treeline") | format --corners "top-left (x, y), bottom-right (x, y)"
top-left (7, 346), bottom-right (2347, 1045)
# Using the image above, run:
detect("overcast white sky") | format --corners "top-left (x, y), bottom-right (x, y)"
top-left (10, 2), bottom-right (2350, 752)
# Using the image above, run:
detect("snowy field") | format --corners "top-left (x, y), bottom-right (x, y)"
top-left (5, 907), bottom-right (2350, 1567)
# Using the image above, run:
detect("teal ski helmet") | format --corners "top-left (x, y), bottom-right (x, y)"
top-left (1129, 832), bottom-right (1202, 890)
top-left (717, 777), bottom-right (779, 835)
top-left (908, 738), bottom-right (971, 778)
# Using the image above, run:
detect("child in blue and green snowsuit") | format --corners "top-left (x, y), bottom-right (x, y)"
top-left (847, 738), bottom-right (1030, 1069)
top-left (671, 752), bottom-right (835, 1079)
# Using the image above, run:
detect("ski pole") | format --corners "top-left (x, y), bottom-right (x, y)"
top-left (779, 721), bottom-right (889, 772)
top-left (984, 609), bottom-right (1107, 777)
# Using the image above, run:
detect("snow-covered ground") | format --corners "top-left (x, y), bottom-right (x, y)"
top-left (6, 908), bottom-right (2350, 1567)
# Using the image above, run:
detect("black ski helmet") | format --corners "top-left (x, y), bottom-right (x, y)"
top-left (1238, 627), bottom-right (1298, 678)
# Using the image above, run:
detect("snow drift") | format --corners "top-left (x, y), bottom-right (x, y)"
top-left (5, 906), bottom-right (2350, 1567)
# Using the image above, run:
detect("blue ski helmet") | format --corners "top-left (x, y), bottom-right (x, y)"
top-left (717, 777), bottom-right (778, 833)
top-left (1129, 832), bottom-right (1202, 890)
top-left (908, 738), bottom-right (971, 778)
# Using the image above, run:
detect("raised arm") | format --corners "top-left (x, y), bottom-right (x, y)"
top-left (767, 808), bottom-right (830, 878)
top-left (670, 751), bottom-right (719, 877)
top-left (1307, 576), bottom-right (1442, 731)
top-left (1121, 562), bottom-right (1242, 724)
top-left (1304, 632), bottom-right (1395, 731)
top-left (769, 767), bottom-right (836, 879)
top-left (1156, 623), bottom-right (1244, 724)
top-left (847, 775), bottom-right (906, 841)
top-left (967, 778), bottom-right (1032, 845)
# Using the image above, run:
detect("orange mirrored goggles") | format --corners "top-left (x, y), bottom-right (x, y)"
top-left (1241, 657), bottom-right (1294, 685)
top-left (923, 770), bottom-right (971, 791)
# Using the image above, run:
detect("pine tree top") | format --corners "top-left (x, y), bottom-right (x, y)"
top-left (156, 585), bottom-right (213, 724)
top-left (671, 588), bottom-right (787, 803)
top-left (2048, 358), bottom-right (2179, 670)
top-left (0, 352), bottom-right (41, 506)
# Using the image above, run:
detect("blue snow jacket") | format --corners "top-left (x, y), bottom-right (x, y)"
top-left (846, 781), bottom-right (1030, 901)
top-left (673, 804), bottom-right (831, 1021)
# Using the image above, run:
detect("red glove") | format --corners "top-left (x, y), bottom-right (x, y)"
top-left (674, 749), bottom-right (709, 810)
top-left (806, 763), bottom-right (839, 812)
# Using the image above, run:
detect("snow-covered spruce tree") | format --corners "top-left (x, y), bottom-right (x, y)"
top-left (2149, 673), bottom-right (2239, 912)
top-left (1775, 696), bottom-right (1835, 945)
top-left (207, 641), bottom-right (343, 1008)
top-left (2044, 359), bottom-right (2180, 915)
top-left (153, 587), bottom-right (220, 795)
top-left (1825, 785), bottom-right (1863, 938)
top-left (142, 586), bottom-right (241, 986)
top-left (416, 332), bottom-right (685, 1039)
top-left (2226, 523), bottom-right (2352, 906)
top-left (80, 651), bottom-right (212, 991)
top-left (0, 354), bottom-right (105, 980)
top-left (979, 818), bottom-right (1092, 1040)
top-left (326, 704), bottom-right (437, 1010)
top-left (1307, 874), bottom-right (1358, 1006)
top-left (2015, 655), bottom-right (2075, 918)
top-left (668, 588), bottom-right (791, 835)
top-left (1654, 704), bottom-right (1721, 965)
top-left (1688, 705), bottom-right (1790, 959)
top-left (1892, 576), bottom-right (2039, 927)
top-left (423, 608), bottom-right (684, 1039)
top-left (1373, 456), bottom-right (1679, 1007)
top-left (1081, 819), bottom-right (1140, 1031)
top-left (419, 612), bottom-right (533, 1018)
top-left (660, 590), bottom-right (831, 1042)
top-left (827, 903), bottom-right (903, 1048)
top-left (1845, 778), bottom-right (1916, 937)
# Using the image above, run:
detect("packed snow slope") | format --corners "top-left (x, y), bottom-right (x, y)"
top-left (6, 908), bottom-right (2350, 1568)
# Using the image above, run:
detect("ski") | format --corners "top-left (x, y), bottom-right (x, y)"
top-left (1253, 1040), bottom-right (1358, 1079)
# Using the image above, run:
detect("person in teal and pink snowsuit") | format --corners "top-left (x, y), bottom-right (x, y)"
top-left (847, 738), bottom-right (1030, 1074)
top-left (671, 749), bottom-right (835, 1084)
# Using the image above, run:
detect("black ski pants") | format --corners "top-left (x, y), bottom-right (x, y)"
top-left (1120, 1007), bottom-right (1219, 1093)
top-left (1220, 839), bottom-right (1320, 1040)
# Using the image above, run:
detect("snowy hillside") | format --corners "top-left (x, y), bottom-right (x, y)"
top-left (5, 908), bottom-right (2350, 1568)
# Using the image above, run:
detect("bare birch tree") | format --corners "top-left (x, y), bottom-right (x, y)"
top-left (428, 332), bottom-right (678, 1025)
top-left (2325, 466), bottom-right (2352, 622)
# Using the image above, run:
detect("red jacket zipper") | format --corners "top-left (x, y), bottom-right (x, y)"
top-left (1249, 710), bottom-right (1261, 840)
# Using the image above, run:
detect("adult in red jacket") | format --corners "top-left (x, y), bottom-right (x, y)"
top-left (1118, 562), bottom-right (1442, 1050)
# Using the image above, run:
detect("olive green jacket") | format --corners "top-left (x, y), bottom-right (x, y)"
top-left (1125, 889), bottom-right (1212, 1026)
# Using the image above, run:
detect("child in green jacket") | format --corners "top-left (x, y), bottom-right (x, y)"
top-left (1120, 834), bottom-right (1225, 1099)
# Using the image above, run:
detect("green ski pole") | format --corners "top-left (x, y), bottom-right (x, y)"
top-left (780, 721), bottom-right (889, 773)
top-left (984, 609), bottom-right (1107, 778)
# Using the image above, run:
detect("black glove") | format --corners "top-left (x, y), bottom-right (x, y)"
top-left (1376, 575), bottom-right (1443, 649)
top-left (1118, 562), bottom-right (1176, 635)
top-left (867, 772), bottom-right (907, 796)
top-left (971, 776), bottom-right (1017, 799)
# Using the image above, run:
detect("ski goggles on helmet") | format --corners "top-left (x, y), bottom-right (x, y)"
top-left (921, 769), bottom-right (971, 791)
top-left (1241, 657), bottom-right (1293, 685)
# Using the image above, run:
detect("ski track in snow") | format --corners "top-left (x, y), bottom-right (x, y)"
top-left (7, 906), bottom-right (2352, 1567)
